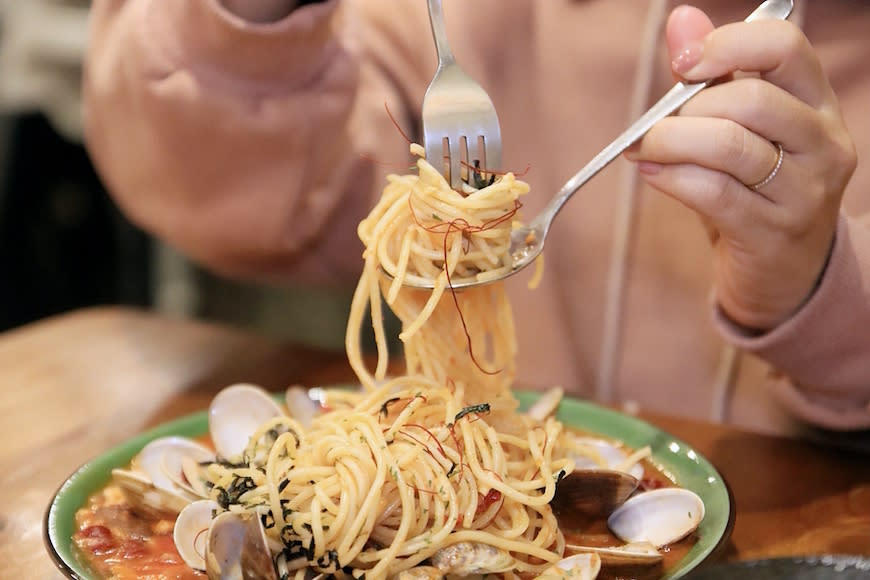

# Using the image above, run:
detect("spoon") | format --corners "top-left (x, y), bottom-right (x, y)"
top-left (401, 0), bottom-right (794, 290)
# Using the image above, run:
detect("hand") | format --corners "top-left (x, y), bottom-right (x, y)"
top-left (626, 6), bottom-right (857, 331)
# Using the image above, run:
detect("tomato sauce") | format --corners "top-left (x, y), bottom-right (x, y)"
top-left (73, 486), bottom-right (205, 579)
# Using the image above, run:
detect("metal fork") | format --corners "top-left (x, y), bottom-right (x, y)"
top-left (422, 0), bottom-right (502, 189)
top-left (403, 0), bottom-right (793, 290)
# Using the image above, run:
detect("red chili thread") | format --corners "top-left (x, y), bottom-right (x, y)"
top-left (384, 102), bottom-right (413, 145)
top-left (408, 199), bottom-right (522, 375)
top-left (405, 423), bottom-right (449, 460)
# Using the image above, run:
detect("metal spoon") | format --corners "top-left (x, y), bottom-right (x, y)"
top-left (401, 0), bottom-right (793, 290)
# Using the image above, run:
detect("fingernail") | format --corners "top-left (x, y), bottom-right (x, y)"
top-left (637, 161), bottom-right (662, 175)
top-left (672, 43), bottom-right (703, 75)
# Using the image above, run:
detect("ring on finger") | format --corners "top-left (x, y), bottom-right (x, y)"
top-left (748, 142), bottom-right (784, 191)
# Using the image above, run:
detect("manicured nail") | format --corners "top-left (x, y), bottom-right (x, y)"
top-left (672, 43), bottom-right (703, 75)
top-left (637, 161), bottom-right (662, 175)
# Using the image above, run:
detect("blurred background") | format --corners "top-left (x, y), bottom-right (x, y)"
top-left (0, 0), bottom-right (355, 350)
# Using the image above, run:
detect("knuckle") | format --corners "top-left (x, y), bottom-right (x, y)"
top-left (699, 171), bottom-right (741, 216)
top-left (778, 22), bottom-right (810, 62)
top-left (712, 121), bottom-right (752, 168)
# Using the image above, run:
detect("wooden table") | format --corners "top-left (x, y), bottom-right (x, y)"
top-left (1, 307), bottom-right (868, 578)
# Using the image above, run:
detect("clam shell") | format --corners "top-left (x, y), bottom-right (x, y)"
top-left (137, 436), bottom-right (214, 495)
top-left (571, 437), bottom-right (645, 480)
top-left (112, 468), bottom-right (191, 517)
top-left (566, 541), bottom-right (663, 578)
top-left (173, 499), bottom-right (219, 571)
top-left (206, 511), bottom-right (278, 580)
top-left (607, 488), bottom-right (705, 548)
top-left (549, 552), bottom-right (602, 579)
top-left (284, 385), bottom-right (320, 428)
top-left (209, 383), bottom-right (284, 460)
top-left (551, 469), bottom-right (639, 519)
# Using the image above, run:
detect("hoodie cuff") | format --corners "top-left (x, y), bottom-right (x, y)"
top-left (147, 0), bottom-right (339, 86)
top-left (714, 214), bottom-right (870, 428)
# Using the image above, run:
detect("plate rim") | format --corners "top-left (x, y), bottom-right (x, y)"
top-left (44, 390), bottom-right (735, 579)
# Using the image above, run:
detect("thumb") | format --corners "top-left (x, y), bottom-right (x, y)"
top-left (666, 5), bottom-right (715, 76)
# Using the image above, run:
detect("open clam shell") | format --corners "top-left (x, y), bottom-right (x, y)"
top-left (138, 436), bottom-right (214, 494)
top-left (571, 436), bottom-right (645, 480)
top-left (284, 385), bottom-right (320, 429)
top-left (206, 511), bottom-right (278, 580)
top-left (546, 552), bottom-right (602, 579)
top-left (209, 383), bottom-right (284, 460)
top-left (112, 468), bottom-right (192, 517)
top-left (566, 541), bottom-right (663, 578)
top-left (551, 469), bottom-right (639, 519)
top-left (174, 499), bottom-right (220, 571)
top-left (607, 488), bottom-right (705, 548)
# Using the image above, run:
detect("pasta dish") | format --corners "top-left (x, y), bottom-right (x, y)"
top-left (72, 145), bottom-right (701, 580)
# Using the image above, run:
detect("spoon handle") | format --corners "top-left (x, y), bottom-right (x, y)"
top-left (529, 0), bottom-right (794, 234)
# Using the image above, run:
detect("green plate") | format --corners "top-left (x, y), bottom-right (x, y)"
top-left (44, 391), bottom-right (734, 579)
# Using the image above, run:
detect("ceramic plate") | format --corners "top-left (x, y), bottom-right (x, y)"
top-left (45, 391), bottom-right (734, 579)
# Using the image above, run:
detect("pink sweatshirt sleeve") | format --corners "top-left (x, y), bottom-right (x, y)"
top-left (84, 0), bottom-right (424, 284)
top-left (715, 214), bottom-right (870, 430)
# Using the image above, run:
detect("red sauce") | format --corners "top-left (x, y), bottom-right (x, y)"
top-left (73, 486), bottom-right (205, 579)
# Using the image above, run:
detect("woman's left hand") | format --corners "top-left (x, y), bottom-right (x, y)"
top-left (626, 5), bottom-right (857, 332)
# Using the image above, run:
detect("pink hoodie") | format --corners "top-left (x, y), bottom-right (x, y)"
top-left (83, 0), bottom-right (870, 437)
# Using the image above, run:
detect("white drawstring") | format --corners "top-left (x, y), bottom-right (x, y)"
top-left (709, 1), bottom-right (807, 423)
top-left (596, 0), bottom-right (667, 404)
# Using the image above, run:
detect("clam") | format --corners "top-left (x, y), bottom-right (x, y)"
top-left (209, 383), bottom-right (285, 461)
top-left (569, 437), bottom-right (645, 480)
top-left (112, 468), bottom-right (192, 517)
top-left (138, 436), bottom-right (215, 495)
top-left (174, 499), bottom-right (220, 571)
top-left (539, 552), bottom-right (601, 579)
top-left (607, 488), bottom-right (705, 548)
top-left (205, 511), bottom-right (278, 580)
top-left (565, 541), bottom-right (663, 579)
top-left (112, 435), bottom-right (215, 516)
top-left (430, 542), bottom-right (515, 575)
top-left (551, 469), bottom-right (639, 519)
top-left (285, 385), bottom-right (321, 429)
top-left (526, 387), bottom-right (564, 421)
top-left (394, 567), bottom-right (444, 579)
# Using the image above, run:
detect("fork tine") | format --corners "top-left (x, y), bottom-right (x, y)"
top-left (484, 135), bottom-right (501, 178)
top-left (448, 137), bottom-right (463, 190)
top-left (467, 136), bottom-right (481, 182)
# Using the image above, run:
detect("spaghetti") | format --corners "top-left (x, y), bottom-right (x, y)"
top-left (184, 146), bottom-right (631, 578)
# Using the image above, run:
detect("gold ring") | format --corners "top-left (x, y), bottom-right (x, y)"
top-left (749, 142), bottom-right (784, 191)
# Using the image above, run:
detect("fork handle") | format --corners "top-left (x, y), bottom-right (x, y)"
top-left (529, 0), bottom-right (794, 233)
top-left (427, 0), bottom-right (456, 66)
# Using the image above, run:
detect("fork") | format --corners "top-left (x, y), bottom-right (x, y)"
top-left (422, 0), bottom-right (502, 189)
top-left (404, 0), bottom-right (793, 291)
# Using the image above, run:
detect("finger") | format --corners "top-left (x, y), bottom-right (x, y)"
top-left (636, 162), bottom-right (775, 238)
top-left (666, 5), bottom-right (715, 73)
top-left (677, 77), bottom-right (826, 153)
top-left (674, 19), bottom-right (835, 109)
top-left (628, 116), bottom-right (784, 192)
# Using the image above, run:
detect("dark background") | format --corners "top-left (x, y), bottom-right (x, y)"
top-left (0, 112), bottom-right (152, 332)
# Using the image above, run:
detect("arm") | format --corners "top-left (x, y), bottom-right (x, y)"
top-left (84, 0), bottom-right (426, 284)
